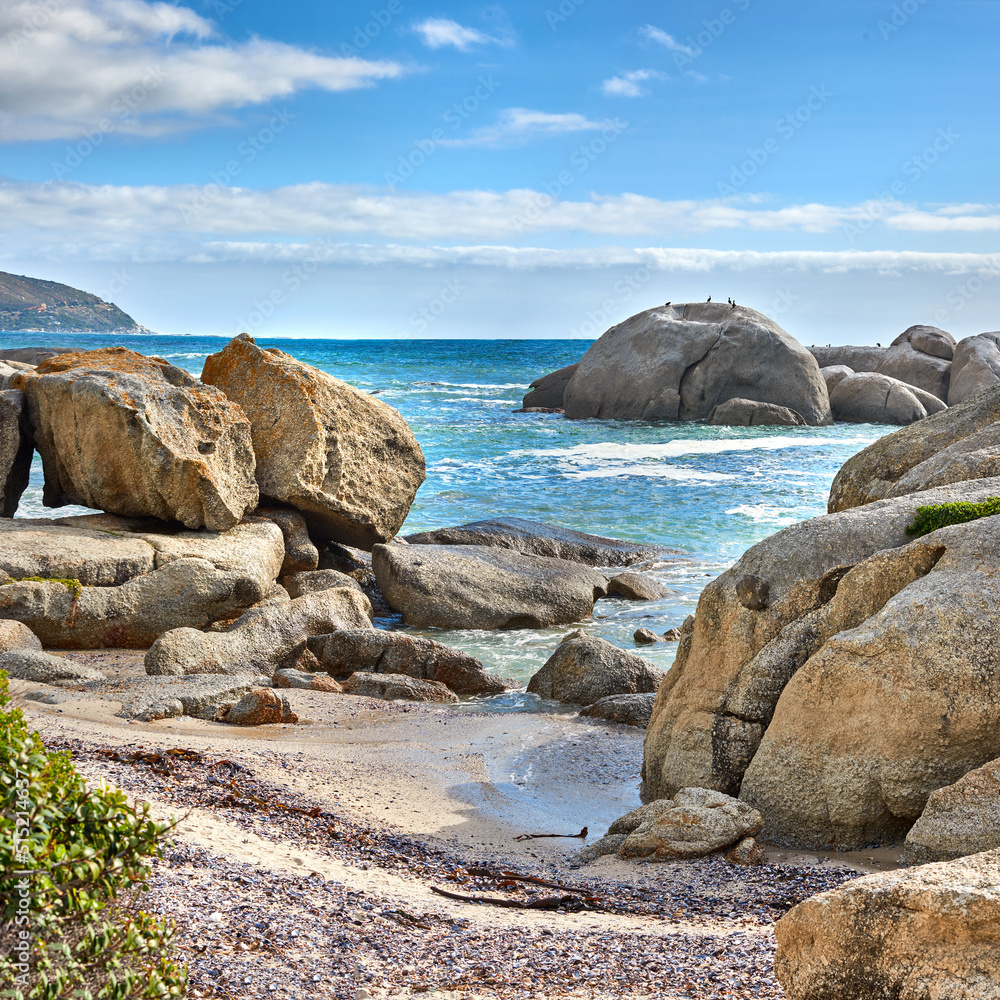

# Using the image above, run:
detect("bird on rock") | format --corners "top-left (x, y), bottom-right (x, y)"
top-left (706, 295), bottom-right (712, 302)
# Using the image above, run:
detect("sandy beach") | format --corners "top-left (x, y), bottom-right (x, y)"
top-left (9, 656), bottom-right (899, 1000)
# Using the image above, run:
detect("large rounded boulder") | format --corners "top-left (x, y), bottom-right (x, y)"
top-left (202, 334), bottom-right (425, 549)
top-left (15, 348), bottom-right (257, 530)
top-left (875, 325), bottom-right (955, 402)
top-left (563, 303), bottom-right (832, 424)
top-left (948, 332), bottom-right (1000, 405)
top-left (829, 371), bottom-right (947, 425)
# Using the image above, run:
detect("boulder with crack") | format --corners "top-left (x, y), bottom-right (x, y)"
top-left (875, 324), bottom-right (955, 402)
top-left (643, 477), bottom-right (1000, 816)
top-left (829, 371), bottom-right (947, 425)
top-left (145, 587), bottom-right (372, 676)
top-left (373, 543), bottom-right (610, 629)
top-left (738, 511), bottom-right (1000, 849)
top-left (774, 850), bottom-right (1000, 1000)
top-left (15, 347), bottom-right (257, 529)
top-left (527, 636), bottom-right (664, 705)
top-left (202, 334), bottom-right (425, 548)
top-left (563, 303), bottom-right (832, 425)
top-left (307, 629), bottom-right (512, 695)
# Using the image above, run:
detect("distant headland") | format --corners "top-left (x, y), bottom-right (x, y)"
top-left (0, 269), bottom-right (147, 334)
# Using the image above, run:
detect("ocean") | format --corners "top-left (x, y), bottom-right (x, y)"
top-left (1, 332), bottom-right (886, 711)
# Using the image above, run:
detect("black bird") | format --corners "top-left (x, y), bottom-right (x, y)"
top-left (876, 342), bottom-right (882, 347)
top-left (707, 295), bottom-right (712, 302)
top-left (664, 301), bottom-right (671, 306)
top-left (731, 300), bottom-right (736, 309)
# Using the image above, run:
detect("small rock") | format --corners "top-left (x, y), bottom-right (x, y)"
top-left (724, 837), bottom-right (765, 866)
top-left (572, 833), bottom-right (628, 865)
top-left (662, 627), bottom-right (683, 641)
top-left (225, 688), bottom-right (298, 725)
top-left (0, 649), bottom-right (104, 684)
top-left (579, 693), bottom-right (655, 728)
top-left (609, 572), bottom-right (668, 601)
top-left (273, 668), bottom-right (343, 693)
top-left (342, 671), bottom-right (458, 703)
top-left (608, 787), bottom-right (763, 861)
top-left (633, 628), bottom-right (660, 645)
top-left (0, 620), bottom-right (42, 654)
top-left (527, 636), bottom-right (664, 705)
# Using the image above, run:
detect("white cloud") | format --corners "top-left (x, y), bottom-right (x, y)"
top-left (2, 178), bottom-right (1000, 261)
top-left (0, 0), bottom-right (406, 141)
top-left (443, 108), bottom-right (626, 146)
top-left (640, 25), bottom-right (696, 57)
top-left (602, 69), bottom-right (666, 98)
top-left (412, 17), bottom-right (503, 50)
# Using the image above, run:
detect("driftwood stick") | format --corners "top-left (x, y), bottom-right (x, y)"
top-left (514, 826), bottom-right (588, 842)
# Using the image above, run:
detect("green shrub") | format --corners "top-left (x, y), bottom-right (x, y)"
top-left (0, 671), bottom-right (186, 999)
top-left (904, 496), bottom-right (1000, 537)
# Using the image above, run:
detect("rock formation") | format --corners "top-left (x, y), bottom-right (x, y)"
top-left (642, 478), bottom-right (1000, 848)
top-left (527, 635), bottom-right (663, 705)
top-left (372, 543), bottom-right (609, 630)
top-left (900, 758), bottom-right (1000, 865)
top-left (875, 324), bottom-right (955, 402)
top-left (829, 371), bottom-right (947, 424)
top-left (562, 303), bottom-right (832, 424)
top-left (948, 331), bottom-right (1000, 405)
top-left (775, 850), bottom-right (1000, 1000)
top-left (202, 334), bottom-right (425, 548)
top-left (404, 517), bottom-right (671, 566)
top-left (521, 363), bottom-right (578, 409)
top-left (828, 384), bottom-right (1000, 511)
top-left (16, 347), bottom-right (257, 530)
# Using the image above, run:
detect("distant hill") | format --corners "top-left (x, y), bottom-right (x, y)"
top-left (0, 270), bottom-right (145, 333)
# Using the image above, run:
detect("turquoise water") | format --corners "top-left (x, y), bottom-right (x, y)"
top-left (1, 332), bottom-right (887, 708)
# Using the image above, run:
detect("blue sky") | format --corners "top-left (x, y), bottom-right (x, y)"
top-left (0, 0), bottom-right (998, 341)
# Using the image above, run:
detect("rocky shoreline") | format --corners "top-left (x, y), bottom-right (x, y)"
top-left (5, 303), bottom-right (1000, 997)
